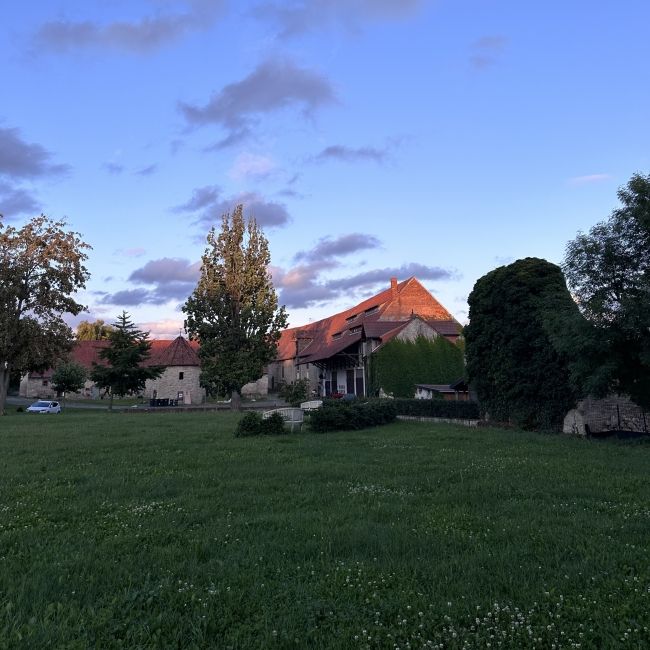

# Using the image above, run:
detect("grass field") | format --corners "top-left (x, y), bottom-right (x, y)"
top-left (1, 412), bottom-right (649, 649)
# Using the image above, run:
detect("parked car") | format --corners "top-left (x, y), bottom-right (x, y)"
top-left (26, 400), bottom-right (61, 414)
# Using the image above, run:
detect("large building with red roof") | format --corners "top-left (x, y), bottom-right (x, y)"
top-left (20, 335), bottom-right (206, 404)
top-left (269, 277), bottom-right (462, 397)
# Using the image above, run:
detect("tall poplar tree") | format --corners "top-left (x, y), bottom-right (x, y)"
top-left (183, 205), bottom-right (288, 409)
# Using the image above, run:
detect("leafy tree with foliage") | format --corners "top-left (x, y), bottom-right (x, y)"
top-left (0, 215), bottom-right (90, 415)
top-left (562, 173), bottom-right (650, 409)
top-left (465, 257), bottom-right (578, 430)
top-left (52, 362), bottom-right (87, 405)
top-left (90, 311), bottom-right (164, 410)
top-left (183, 205), bottom-right (288, 410)
top-left (369, 335), bottom-right (464, 398)
top-left (76, 319), bottom-right (114, 340)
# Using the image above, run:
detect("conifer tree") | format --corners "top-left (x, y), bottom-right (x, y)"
top-left (90, 311), bottom-right (163, 410)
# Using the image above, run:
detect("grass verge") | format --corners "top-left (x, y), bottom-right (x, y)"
top-left (1, 412), bottom-right (649, 648)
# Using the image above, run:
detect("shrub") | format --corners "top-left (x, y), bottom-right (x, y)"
top-left (393, 399), bottom-right (480, 420)
top-left (235, 411), bottom-right (264, 437)
top-left (261, 412), bottom-right (288, 435)
top-left (309, 399), bottom-right (397, 433)
top-left (234, 411), bottom-right (289, 437)
top-left (278, 379), bottom-right (310, 406)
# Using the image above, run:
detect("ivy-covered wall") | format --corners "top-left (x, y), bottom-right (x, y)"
top-left (368, 335), bottom-right (464, 398)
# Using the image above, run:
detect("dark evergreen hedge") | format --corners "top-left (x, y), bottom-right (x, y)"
top-left (309, 399), bottom-right (397, 433)
top-left (368, 335), bottom-right (465, 398)
top-left (393, 398), bottom-right (480, 419)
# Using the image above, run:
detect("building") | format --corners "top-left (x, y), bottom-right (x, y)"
top-left (20, 336), bottom-right (205, 404)
top-left (269, 277), bottom-right (462, 398)
top-left (414, 379), bottom-right (470, 401)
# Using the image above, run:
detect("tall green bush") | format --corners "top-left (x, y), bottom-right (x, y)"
top-left (368, 335), bottom-right (464, 398)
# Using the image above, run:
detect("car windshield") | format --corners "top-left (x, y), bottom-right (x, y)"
top-left (33, 401), bottom-right (51, 407)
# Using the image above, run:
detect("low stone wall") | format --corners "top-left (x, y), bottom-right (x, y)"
top-left (397, 415), bottom-right (479, 428)
top-left (563, 396), bottom-right (648, 435)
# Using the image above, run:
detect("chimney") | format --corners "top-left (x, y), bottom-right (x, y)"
top-left (390, 277), bottom-right (398, 296)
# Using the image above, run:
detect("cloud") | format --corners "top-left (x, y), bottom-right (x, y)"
top-left (0, 181), bottom-right (41, 219)
top-left (0, 127), bottom-right (69, 179)
top-left (33, 0), bottom-right (225, 54)
top-left (139, 319), bottom-right (186, 339)
top-left (253, 0), bottom-right (425, 38)
top-left (135, 164), bottom-right (157, 176)
top-left (469, 35), bottom-right (507, 70)
top-left (567, 174), bottom-right (611, 186)
top-left (312, 144), bottom-right (388, 164)
top-left (129, 257), bottom-right (200, 284)
top-left (272, 233), bottom-right (456, 309)
top-left (229, 152), bottom-right (278, 181)
top-left (103, 162), bottom-right (125, 175)
top-left (294, 233), bottom-right (382, 262)
top-left (121, 257), bottom-right (201, 304)
top-left (174, 184), bottom-right (291, 228)
top-left (97, 257), bottom-right (201, 307)
top-left (116, 247), bottom-right (147, 258)
top-left (99, 288), bottom-right (153, 306)
top-left (179, 58), bottom-right (336, 145)
top-left (275, 261), bottom-right (457, 309)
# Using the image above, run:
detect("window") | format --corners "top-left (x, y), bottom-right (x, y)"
top-left (345, 313), bottom-right (359, 322)
top-left (332, 331), bottom-right (342, 339)
top-left (178, 372), bottom-right (184, 380)
top-left (365, 305), bottom-right (379, 315)
top-left (42, 380), bottom-right (48, 386)
top-left (349, 326), bottom-right (361, 334)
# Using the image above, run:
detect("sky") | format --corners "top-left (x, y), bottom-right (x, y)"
top-left (2, 0), bottom-right (649, 338)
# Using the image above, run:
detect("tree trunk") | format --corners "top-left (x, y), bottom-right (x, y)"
top-left (0, 362), bottom-right (9, 415)
top-left (230, 390), bottom-right (242, 411)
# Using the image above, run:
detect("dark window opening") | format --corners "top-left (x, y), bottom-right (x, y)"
top-left (179, 372), bottom-right (184, 380)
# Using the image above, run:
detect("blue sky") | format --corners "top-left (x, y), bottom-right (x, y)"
top-left (2, 0), bottom-right (649, 337)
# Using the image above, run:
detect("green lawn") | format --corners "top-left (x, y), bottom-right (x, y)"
top-left (1, 412), bottom-right (649, 649)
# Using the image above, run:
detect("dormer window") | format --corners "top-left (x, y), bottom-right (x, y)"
top-left (332, 332), bottom-right (342, 340)
top-left (364, 305), bottom-right (379, 315)
top-left (345, 313), bottom-right (359, 322)
top-left (349, 326), bottom-right (361, 334)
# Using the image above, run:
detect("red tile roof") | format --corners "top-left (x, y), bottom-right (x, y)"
top-left (275, 277), bottom-right (461, 364)
top-left (147, 336), bottom-right (200, 367)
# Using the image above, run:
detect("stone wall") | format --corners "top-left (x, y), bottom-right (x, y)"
top-left (563, 395), bottom-right (648, 435)
top-left (145, 366), bottom-right (205, 405)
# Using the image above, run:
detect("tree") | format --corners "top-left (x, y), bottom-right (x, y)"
top-left (465, 258), bottom-right (579, 430)
top-left (563, 172), bottom-right (650, 408)
top-left (183, 205), bottom-right (288, 410)
top-left (52, 362), bottom-right (87, 406)
top-left (0, 215), bottom-right (90, 415)
top-left (76, 319), bottom-right (114, 340)
top-left (90, 311), bottom-right (164, 410)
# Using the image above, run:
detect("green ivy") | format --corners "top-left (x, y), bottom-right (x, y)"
top-left (368, 335), bottom-right (464, 398)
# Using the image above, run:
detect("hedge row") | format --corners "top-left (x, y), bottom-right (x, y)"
top-left (309, 399), bottom-right (397, 433)
top-left (392, 398), bottom-right (480, 420)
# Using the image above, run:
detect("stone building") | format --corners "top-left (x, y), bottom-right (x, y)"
top-left (268, 277), bottom-right (462, 398)
top-left (20, 336), bottom-right (204, 403)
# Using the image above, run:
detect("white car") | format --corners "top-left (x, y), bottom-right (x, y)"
top-left (26, 400), bottom-right (61, 414)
